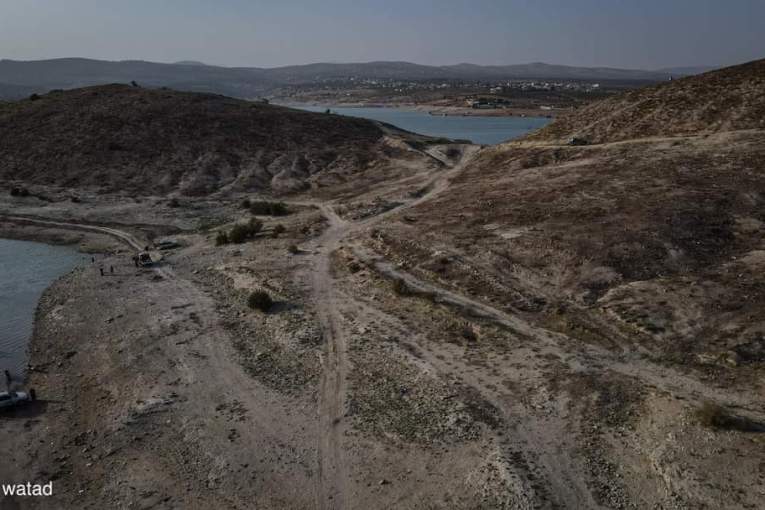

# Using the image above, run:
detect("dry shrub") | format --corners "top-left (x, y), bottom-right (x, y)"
top-left (247, 290), bottom-right (273, 312)
top-left (392, 278), bottom-right (410, 296)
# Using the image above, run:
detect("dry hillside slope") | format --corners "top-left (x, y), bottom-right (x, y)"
top-left (360, 59), bottom-right (765, 507)
top-left (0, 84), bottom-right (397, 195)
top-left (528, 57), bottom-right (765, 143)
top-left (1, 59), bottom-right (764, 509)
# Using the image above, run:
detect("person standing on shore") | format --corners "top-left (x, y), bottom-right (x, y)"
top-left (99, 267), bottom-right (104, 276)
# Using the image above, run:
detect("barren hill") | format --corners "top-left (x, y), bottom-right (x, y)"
top-left (373, 58), bottom-right (765, 367)
top-left (0, 84), bottom-right (398, 195)
top-left (529, 58), bottom-right (765, 143)
top-left (357, 59), bottom-right (765, 507)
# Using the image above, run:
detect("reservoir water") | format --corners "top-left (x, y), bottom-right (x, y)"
top-left (0, 238), bottom-right (86, 383)
top-left (297, 106), bottom-right (551, 145)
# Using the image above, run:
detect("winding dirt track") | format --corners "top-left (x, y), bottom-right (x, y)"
top-left (0, 216), bottom-right (146, 251)
top-left (300, 146), bottom-right (603, 508)
top-left (4, 140), bottom-right (762, 508)
top-left (309, 206), bottom-right (352, 509)
top-left (298, 143), bottom-right (765, 508)
top-left (305, 146), bottom-right (482, 509)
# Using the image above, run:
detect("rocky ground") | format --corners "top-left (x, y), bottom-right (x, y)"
top-left (1, 61), bottom-right (764, 509)
top-left (0, 162), bottom-right (525, 508)
top-left (2, 136), bottom-right (763, 509)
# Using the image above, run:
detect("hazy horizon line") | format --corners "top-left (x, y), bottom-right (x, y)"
top-left (0, 55), bottom-right (733, 73)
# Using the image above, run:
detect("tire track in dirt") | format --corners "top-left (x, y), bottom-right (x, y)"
top-left (0, 215), bottom-right (146, 250)
top-left (305, 147), bottom-right (481, 509)
top-left (339, 295), bottom-right (597, 509)
top-left (309, 205), bottom-right (352, 509)
top-left (305, 142), bottom-right (763, 507)
top-left (350, 245), bottom-right (765, 418)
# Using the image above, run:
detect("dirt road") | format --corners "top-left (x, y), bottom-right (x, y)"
top-left (2, 138), bottom-right (763, 509)
top-left (309, 205), bottom-right (352, 509)
top-left (297, 141), bottom-right (765, 508)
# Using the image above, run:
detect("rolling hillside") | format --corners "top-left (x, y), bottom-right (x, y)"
top-left (0, 57), bottom-right (709, 99)
top-left (527, 58), bottom-right (765, 143)
top-left (372, 57), bottom-right (765, 372)
top-left (0, 84), bottom-right (390, 195)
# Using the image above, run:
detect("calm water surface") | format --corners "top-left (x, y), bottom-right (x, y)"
top-left (0, 239), bottom-right (86, 382)
top-left (297, 106), bottom-right (551, 145)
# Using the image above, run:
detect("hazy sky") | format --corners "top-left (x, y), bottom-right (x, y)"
top-left (1, 0), bottom-right (763, 69)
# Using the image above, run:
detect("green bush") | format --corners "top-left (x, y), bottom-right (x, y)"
top-left (288, 244), bottom-right (300, 254)
top-left (229, 218), bottom-right (263, 243)
top-left (215, 231), bottom-right (230, 246)
top-left (248, 290), bottom-right (273, 312)
top-left (392, 278), bottom-right (410, 296)
top-left (249, 201), bottom-right (289, 216)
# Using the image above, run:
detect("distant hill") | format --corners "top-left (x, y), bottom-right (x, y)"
top-left (260, 60), bottom-right (675, 84)
top-left (0, 84), bottom-right (391, 195)
top-left (0, 57), bottom-right (718, 99)
top-left (173, 60), bottom-right (209, 67)
top-left (0, 58), bottom-right (273, 99)
top-left (657, 65), bottom-right (719, 76)
top-left (442, 62), bottom-right (672, 81)
top-left (527, 58), bottom-right (765, 143)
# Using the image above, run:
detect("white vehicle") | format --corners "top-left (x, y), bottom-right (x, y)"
top-left (0, 389), bottom-right (36, 410)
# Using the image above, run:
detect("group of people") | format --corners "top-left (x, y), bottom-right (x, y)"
top-left (91, 255), bottom-right (115, 276)
top-left (91, 247), bottom-right (151, 276)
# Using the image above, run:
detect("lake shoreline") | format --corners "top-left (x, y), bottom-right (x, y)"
top-left (277, 101), bottom-right (556, 119)
top-left (0, 235), bottom-right (89, 388)
top-left (282, 103), bottom-right (552, 145)
top-left (0, 220), bottom-right (141, 502)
